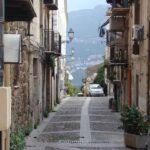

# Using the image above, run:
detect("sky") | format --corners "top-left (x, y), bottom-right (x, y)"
top-left (67, 0), bottom-right (107, 12)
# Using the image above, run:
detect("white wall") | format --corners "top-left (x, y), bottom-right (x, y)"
top-left (58, 0), bottom-right (68, 99)
top-left (58, 0), bottom-right (67, 55)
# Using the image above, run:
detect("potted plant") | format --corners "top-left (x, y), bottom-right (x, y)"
top-left (120, 105), bottom-right (150, 149)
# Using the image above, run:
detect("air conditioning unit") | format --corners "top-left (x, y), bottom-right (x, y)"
top-left (132, 25), bottom-right (143, 40)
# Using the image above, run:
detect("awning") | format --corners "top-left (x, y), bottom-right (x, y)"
top-left (5, 0), bottom-right (36, 21)
top-left (4, 34), bottom-right (22, 64)
top-left (101, 19), bottom-right (110, 28)
top-left (99, 19), bottom-right (110, 37)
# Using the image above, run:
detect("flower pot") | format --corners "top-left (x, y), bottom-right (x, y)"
top-left (124, 132), bottom-right (148, 149)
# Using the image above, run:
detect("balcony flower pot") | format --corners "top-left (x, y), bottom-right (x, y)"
top-left (124, 132), bottom-right (149, 149)
top-left (120, 105), bottom-right (150, 149)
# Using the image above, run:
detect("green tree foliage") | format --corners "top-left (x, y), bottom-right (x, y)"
top-left (120, 105), bottom-right (149, 135)
top-left (10, 129), bottom-right (25, 150)
top-left (65, 81), bottom-right (77, 96)
top-left (94, 64), bottom-right (105, 85)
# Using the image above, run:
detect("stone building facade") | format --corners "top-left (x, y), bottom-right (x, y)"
top-left (0, 0), bottom-right (67, 149)
top-left (129, 0), bottom-right (150, 115)
top-left (105, 0), bottom-right (150, 116)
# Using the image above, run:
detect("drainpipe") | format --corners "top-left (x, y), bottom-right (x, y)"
top-left (147, 22), bottom-right (150, 120)
top-left (128, 65), bottom-right (131, 106)
top-left (0, 0), bottom-right (4, 86)
top-left (0, 0), bottom-right (4, 149)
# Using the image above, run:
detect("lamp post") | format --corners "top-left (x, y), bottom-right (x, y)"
top-left (61, 28), bottom-right (74, 43)
top-left (68, 28), bottom-right (74, 42)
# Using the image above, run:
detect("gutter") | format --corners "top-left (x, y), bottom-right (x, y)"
top-left (0, 0), bottom-right (4, 86)
top-left (147, 22), bottom-right (150, 120)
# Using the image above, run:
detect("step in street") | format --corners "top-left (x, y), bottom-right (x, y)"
top-left (24, 97), bottom-right (132, 150)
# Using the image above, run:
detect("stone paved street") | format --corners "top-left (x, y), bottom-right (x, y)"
top-left (24, 97), bottom-right (132, 150)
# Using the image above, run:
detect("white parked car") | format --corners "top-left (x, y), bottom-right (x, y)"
top-left (89, 84), bottom-right (104, 97)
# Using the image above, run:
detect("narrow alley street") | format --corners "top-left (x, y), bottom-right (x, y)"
top-left (24, 97), bottom-right (131, 150)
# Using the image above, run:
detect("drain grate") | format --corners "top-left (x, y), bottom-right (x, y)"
top-left (58, 140), bottom-right (111, 144)
top-left (88, 141), bottom-right (110, 144)
top-left (59, 140), bottom-right (82, 144)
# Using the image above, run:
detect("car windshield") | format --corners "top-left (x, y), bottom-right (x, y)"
top-left (90, 84), bottom-right (101, 89)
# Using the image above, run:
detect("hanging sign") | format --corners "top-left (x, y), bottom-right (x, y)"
top-left (4, 34), bottom-right (22, 64)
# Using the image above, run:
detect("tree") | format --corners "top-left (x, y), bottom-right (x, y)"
top-left (93, 64), bottom-right (105, 86)
top-left (65, 81), bottom-right (77, 96)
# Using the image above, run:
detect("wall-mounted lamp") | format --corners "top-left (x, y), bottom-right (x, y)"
top-left (68, 28), bottom-right (74, 42)
top-left (62, 28), bottom-right (74, 43)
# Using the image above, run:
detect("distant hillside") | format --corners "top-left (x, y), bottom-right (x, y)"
top-left (86, 64), bottom-right (100, 78)
top-left (68, 5), bottom-right (108, 37)
top-left (67, 5), bottom-right (107, 87)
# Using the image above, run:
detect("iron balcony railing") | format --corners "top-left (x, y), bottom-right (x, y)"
top-left (44, 30), bottom-right (61, 55)
top-left (52, 31), bottom-right (61, 54)
top-left (109, 47), bottom-right (128, 66)
top-left (106, 31), bottom-right (116, 46)
top-left (106, 32), bottom-right (126, 47)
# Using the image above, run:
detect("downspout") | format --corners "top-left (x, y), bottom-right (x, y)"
top-left (147, 21), bottom-right (150, 120)
top-left (128, 65), bottom-right (131, 106)
top-left (0, 0), bottom-right (4, 149)
top-left (127, 5), bottom-right (131, 107)
top-left (0, 0), bottom-right (4, 86)
top-left (50, 10), bottom-right (54, 110)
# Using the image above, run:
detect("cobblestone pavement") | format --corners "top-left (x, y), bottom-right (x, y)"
top-left (24, 97), bottom-right (132, 150)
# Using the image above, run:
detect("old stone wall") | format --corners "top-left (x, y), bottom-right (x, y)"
top-left (10, 45), bottom-right (30, 131)
top-left (5, 22), bottom-right (43, 131)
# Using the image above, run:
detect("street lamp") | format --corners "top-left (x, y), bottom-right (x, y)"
top-left (62, 28), bottom-right (74, 43)
top-left (71, 48), bottom-right (75, 55)
top-left (68, 28), bottom-right (74, 42)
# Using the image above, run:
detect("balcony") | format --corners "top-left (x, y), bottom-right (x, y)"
top-left (107, 33), bottom-right (126, 48)
top-left (109, 47), bottom-right (128, 66)
top-left (106, 0), bottom-right (129, 16)
top-left (109, 17), bottom-right (125, 32)
top-left (52, 32), bottom-right (61, 55)
top-left (5, 0), bottom-right (36, 21)
top-left (44, 0), bottom-right (58, 10)
top-left (44, 30), bottom-right (61, 57)
top-left (106, 32), bottom-right (116, 46)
